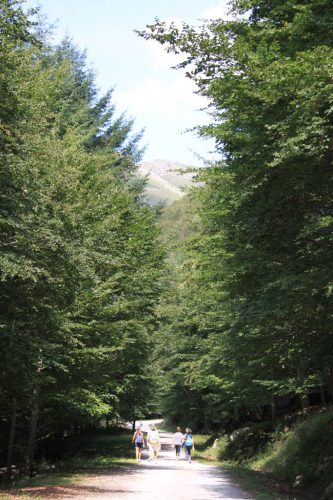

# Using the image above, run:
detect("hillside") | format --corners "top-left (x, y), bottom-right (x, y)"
top-left (158, 195), bottom-right (200, 266)
top-left (138, 159), bottom-right (195, 205)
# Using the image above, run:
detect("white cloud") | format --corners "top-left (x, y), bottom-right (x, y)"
top-left (143, 38), bottom-right (184, 72)
top-left (201, 1), bottom-right (233, 20)
top-left (113, 74), bottom-right (213, 166)
top-left (114, 75), bottom-right (208, 118)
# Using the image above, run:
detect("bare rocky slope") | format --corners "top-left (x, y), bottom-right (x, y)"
top-left (138, 159), bottom-right (195, 205)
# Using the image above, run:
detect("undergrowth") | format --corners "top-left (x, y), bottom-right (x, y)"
top-left (258, 409), bottom-right (333, 498)
top-left (0, 429), bottom-right (134, 498)
top-left (213, 409), bottom-right (333, 499)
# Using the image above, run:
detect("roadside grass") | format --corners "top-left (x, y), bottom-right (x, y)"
top-left (192, 434), bottom-right (215, 461)
top-left (67, 429), bottom-right (134, 460)
top-left (0, 430), bottom-right (135, 498)
top-left (157, 419), bottom-right (175, 433)
top-left (0, 473), bottom-right (81, 499)
top-left (192, 435), bottom-right (290, 499)
top-left (0, 497), bottom-right (42, 500)
top-left (219, 462), bottom-right (291, 500)
top-left (257, 410), bottom-right (333, 499)
top-left (192, 410), bottom-right (333, 500)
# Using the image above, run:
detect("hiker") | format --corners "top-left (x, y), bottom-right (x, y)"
top-left (183, 427), bottom-right (195, 463)
top-left (132, 426), bottom-right (145, 461)
top-left (147, 424), bottom-right (160, 461)
top-left (173, 426), bottom-right (184, 461)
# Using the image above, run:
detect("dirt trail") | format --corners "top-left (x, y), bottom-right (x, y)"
top-left (2, 430), bottom-right (252, 500)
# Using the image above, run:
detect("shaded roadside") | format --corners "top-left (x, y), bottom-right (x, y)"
top-left (0, 428), bottom-right (252, 500)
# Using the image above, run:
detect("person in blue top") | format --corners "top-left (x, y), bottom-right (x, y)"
top-left (132, 426), bottom-right (145, 461)
top-left (183, 427), bottom-right (195, 463)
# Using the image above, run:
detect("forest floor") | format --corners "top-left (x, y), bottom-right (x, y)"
top-left (0, 429), bottom-right (253, 500)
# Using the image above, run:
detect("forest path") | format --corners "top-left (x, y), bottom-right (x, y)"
top-left (4, 430), bottom-right (252, 500)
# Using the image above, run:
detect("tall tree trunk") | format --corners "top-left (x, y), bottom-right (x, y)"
top-left (4, 320), bottom-right (17, 481)
top-left (233, 406), bottom-right (239, 423)
top-left (297, 363), bottom-right (309, 412)
top-left (271, 395), bottom-right (276, 428)
top-left (319, 383), bottom-right (326, 407)
top-left (299, 392), bottom-right (309, 412)
top-left (4, 397), bottom-right (17, 482)
top-left (204, 404), bottom-right (209, 434)
top-left (26, 384), bottom-right (39, 477)
top-left (327, 367), bottom-right (333, 402)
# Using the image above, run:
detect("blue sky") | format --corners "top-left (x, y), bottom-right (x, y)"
top-left (24, 0), bottom-right (231, 166)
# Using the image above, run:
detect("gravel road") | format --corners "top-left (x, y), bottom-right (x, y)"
top-left (2, 430), bottom-right (253, 500)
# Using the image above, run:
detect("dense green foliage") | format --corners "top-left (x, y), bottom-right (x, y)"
top-left (141, 0), bottom-right (333, 435)
top-left (0, 0), bottom-right (163, 476)
top-left (2, 1), bottom-right (333, 492)
top-left (153, 195), bottom-right (204, 427)
top-left (215, 409), bottom-right (333, 498)
top-left (264, 410), bottom-right (333, 495)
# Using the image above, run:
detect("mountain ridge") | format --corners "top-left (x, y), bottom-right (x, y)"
top-left (138, 159), bottom-right (195, 205)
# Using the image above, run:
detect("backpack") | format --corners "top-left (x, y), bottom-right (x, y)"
top-left (149, 430), bottom-right (158, 444)
top-left (185, 433), bottom-right (193, 446)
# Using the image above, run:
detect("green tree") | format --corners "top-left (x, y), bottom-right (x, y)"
top-left (140, 0), bottom-right (333, 430)
top-left (0, 2), bottom-right (164, 475)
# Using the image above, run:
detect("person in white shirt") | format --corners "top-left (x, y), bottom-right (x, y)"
top-left (173, 426), bottom-right (184, 461)
top-left (147, 424), bottom-right (161, 461)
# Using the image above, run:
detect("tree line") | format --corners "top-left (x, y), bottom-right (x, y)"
top-left (0, 0), bottom-right (164, 478)
top-left (142, 0), bottom-right (333, 432)
top-left (2, 0), bottom-right (333, 479)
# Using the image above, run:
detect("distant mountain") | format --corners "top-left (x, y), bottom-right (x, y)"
top-left (138, 159), bottom-right (195, 205)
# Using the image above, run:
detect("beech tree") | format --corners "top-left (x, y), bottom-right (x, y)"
top-left (0, 1), bottom-right (164, 475)
top-left (141, 0), bottom-right (333, 430)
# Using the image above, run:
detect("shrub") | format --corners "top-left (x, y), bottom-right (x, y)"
top-left (218, 423), bottom-right (272, 462)
top-left (264, 409), bottom-right (333, 494)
